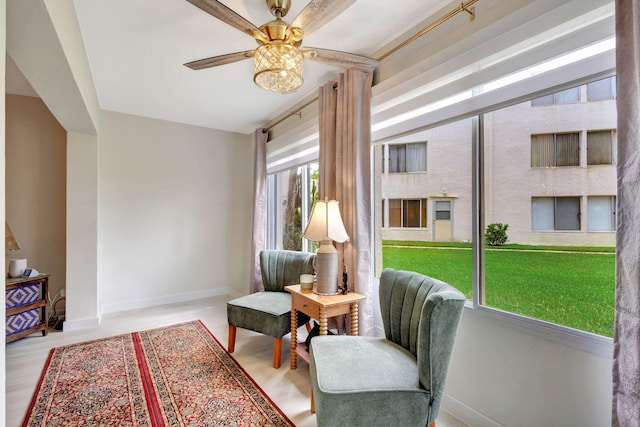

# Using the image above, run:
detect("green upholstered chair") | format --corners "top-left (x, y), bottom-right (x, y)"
top-left (309, 268), bottom-right (465, 427)
top-left (227, 250), bottom-right (314, 369)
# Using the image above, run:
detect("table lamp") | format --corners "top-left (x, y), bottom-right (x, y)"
top-left (303, 199), bottom-right (349, 295)
top-left (5, 222), bottom-right (20, 276)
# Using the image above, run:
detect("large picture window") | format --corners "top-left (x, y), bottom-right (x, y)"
top-left (377, 77), bottom-right (616, 338)
top-left (480, 80), bottom-right (616, 337)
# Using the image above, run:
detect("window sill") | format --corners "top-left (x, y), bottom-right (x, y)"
top-left (464, 302), bottom-right (613, 358)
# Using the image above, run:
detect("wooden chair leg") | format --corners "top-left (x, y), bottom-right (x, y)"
top-left (310, 388), bottom-right (315, 413)
top-left (305, 321), bottom-right (312, 333)
top-left (273, 337), bottom-right (282, 369)
top-left (228, 325), bottom-right (236, 353)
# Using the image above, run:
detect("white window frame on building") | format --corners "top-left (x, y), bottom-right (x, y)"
top-left (385, 142), bottom-right (427, 173)
top-left (531, 196), bottom-right (581, 231)
top-left (531, 86), bottom-right (580, 106)
top-left (385, 198), bottom-right (428, 228)
top-left (587, 129), bottom-right (617, 165)
top-left (531, 132), bottom-right (580, 167)
top-left (587, 76), bottom-right (617, 101)
top-left (587, 196), bottom-right (617, 231)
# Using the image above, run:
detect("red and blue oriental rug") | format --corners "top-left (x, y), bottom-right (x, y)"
top-left (23, 320), bottom-right (294, 426)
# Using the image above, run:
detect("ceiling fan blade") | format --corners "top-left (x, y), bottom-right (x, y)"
top-left (304, 47), bottom-right (379, 71)
top-left (185, 0), bottom-right (262, 37)
top-left (291, 0), bottom-right (357, 35)
top-left (184, 50), bottom-right (253, 70)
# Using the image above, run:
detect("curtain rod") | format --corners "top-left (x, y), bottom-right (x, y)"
top-left (264, 0), bottom-right (478, 133)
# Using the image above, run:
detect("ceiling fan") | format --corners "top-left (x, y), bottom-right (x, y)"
top-left (183, 0), bottom-right (380, 92)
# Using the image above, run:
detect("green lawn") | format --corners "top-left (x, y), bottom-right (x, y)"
top-left (382, 243), bottom-right (615, 337)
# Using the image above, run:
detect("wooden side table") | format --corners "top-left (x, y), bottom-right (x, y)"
top-left (285, 284), bottom-right (366, 370)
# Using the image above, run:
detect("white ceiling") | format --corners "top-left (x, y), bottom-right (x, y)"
top-left (65, 0), bottom-right (452, 134)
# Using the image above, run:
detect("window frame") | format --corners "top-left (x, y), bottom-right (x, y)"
top-left (440, 74), bottom-right (616, 356)
top-left (531, 132), bottom-right (580, 167)
top-left (587, 76), bottom-right (617, 101)
top-left (531, 196), bottom-right (582, 231)
top-left (385, 198), bottom-right (428, 228)
top-left (587, 129), bottom-right (616, 165)
top-left (386, 142), bottom-right (428, 173)
top-left (531, 86), bottom-right (580, 106)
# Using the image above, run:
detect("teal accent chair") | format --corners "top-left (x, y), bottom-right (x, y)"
top-left (309, 268), bottom-right (465, 427)
top-left (227, 250), bottom-right (315, 368)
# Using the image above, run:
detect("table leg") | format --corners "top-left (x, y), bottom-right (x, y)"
top-left (350, 303), bottom-right (359, 336)
top-left (319, 307), bottom-right (328, 335)
top-left (290, 307), bottom-right (298, 370)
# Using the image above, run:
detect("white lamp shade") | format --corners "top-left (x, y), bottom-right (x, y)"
top-left (303, 199), bottom-right (349, 243)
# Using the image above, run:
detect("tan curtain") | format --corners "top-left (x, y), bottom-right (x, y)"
top-left (250, 129), bottom-right (268, 292)
top-left (612, 0), bottom-right (640, 425)
top-left (318, 69), bottom-right (375, 335)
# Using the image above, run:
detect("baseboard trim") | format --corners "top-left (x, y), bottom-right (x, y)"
top-left (63, 316), bottom-right (100, 332)
top-left (441, 393), bottom-right (503, 427)
top-left (101, 287), bottom-right (232, 314)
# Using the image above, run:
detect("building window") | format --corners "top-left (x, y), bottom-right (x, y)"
top-left (387, 198), bottom-right (427, 228)
top-left (531, 197), bottom-right (581, 231)
top-left (587, 76), bottom-right (616, 101)
top-left (531, 133), bottom-right (580, 167)
top-left (531, 87), bottom-right (580, 106)
top-left (587, 196), bottom-right (616, 231)
top-left (587, 130), bottom-right (616, 165)
top-left (388, 142), bottom-right (427, 173)
top-left (434, 200), bottom-right (451, 220)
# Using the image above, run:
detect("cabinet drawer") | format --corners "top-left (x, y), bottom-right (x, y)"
top-left (6, 284), bottom-right (41, 309)
top-left (292, 293), bottom-right (320, 319)
top-left (6, 308), bottom-right (40, 336)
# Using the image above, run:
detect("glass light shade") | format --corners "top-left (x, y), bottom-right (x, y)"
top-left (303, 199), bottom-right (349, 243)
top-left (253, 43), bottom-right (304, 92)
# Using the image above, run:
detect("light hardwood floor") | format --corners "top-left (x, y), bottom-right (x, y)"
top-left (6, 296), bottom-right (469, 427)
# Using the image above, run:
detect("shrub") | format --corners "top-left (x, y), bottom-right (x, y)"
top-left (485, 223), bottom-right (509, 246)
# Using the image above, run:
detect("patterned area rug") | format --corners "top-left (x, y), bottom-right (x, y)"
top-left (23, 320), bottom-right (294, 426)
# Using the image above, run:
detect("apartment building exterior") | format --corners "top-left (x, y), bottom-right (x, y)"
top-left (377, 77), bottom-right (617, 247)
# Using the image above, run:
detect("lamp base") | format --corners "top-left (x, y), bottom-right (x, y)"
top-left (314, 241), bottom-right (339, 295)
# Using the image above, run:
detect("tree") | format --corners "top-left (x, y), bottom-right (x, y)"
top-left (283, 169), bottom-right (302, 250)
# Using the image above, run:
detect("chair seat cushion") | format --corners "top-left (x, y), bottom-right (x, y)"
top-left (310, 336), bottom-right (430, 427)
top-left (311, 335), bottom-right (421, 391)
top-left (227, 292), bottom-right (308, 339)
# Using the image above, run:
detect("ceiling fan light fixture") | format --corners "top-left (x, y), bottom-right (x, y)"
top-left (254, 43), bottom-right (304, 92)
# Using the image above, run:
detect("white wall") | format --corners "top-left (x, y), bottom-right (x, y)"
top-left (65, 132), bottom-right (99, 330)
top-left (98, 111), bottom-right (253, 312)
top-left (443, 309), bottom-right (612, 427)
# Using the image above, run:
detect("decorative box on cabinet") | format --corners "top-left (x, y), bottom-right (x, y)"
top-left (6, 274), bottom-right (49, 343)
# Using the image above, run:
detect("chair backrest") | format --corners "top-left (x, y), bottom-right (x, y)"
top-left (260, 250), bottom-right (315, 292)
top-left (379, 268), bottom-right (465, 422)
